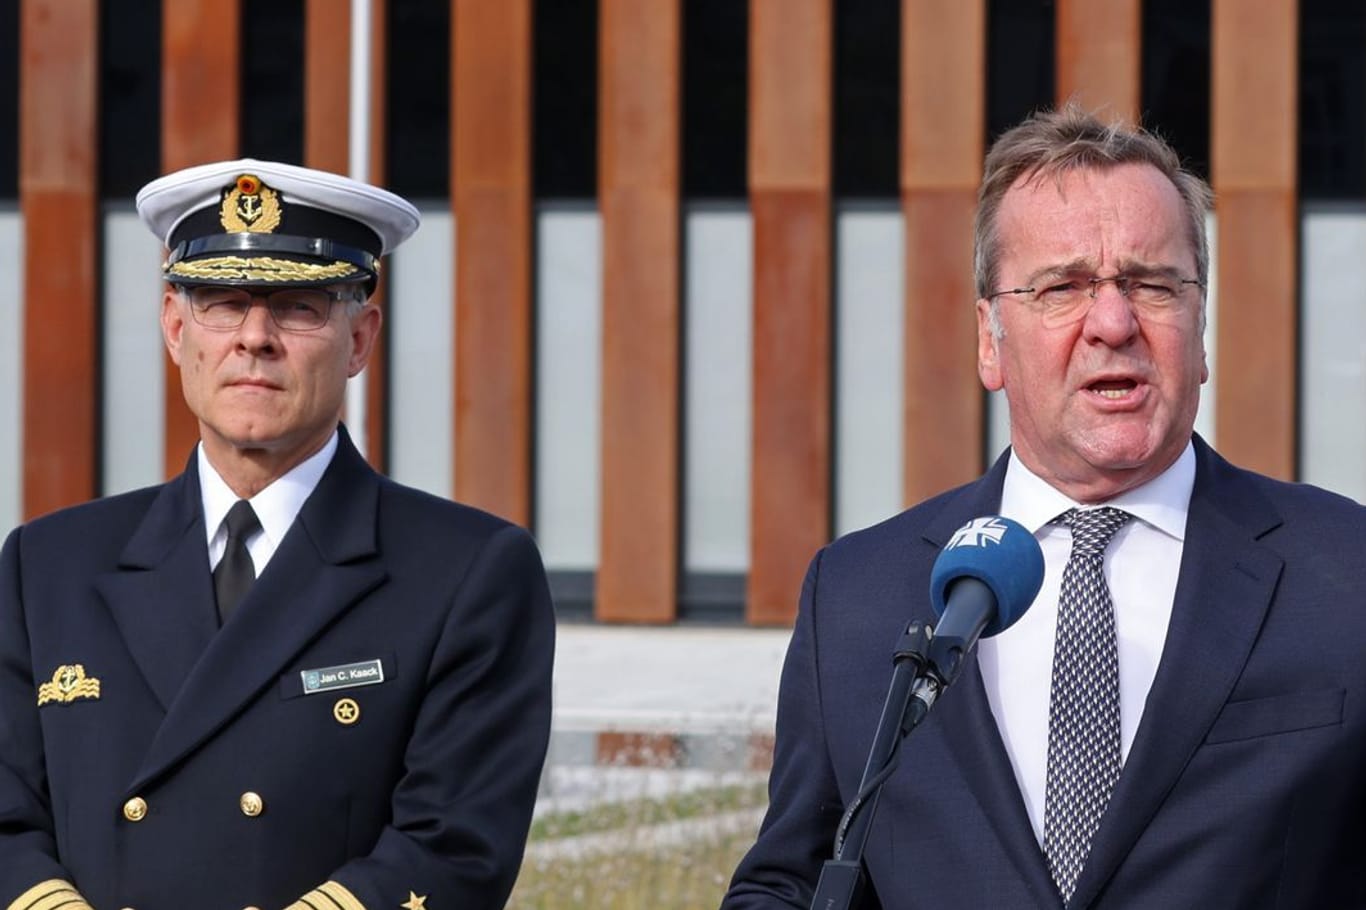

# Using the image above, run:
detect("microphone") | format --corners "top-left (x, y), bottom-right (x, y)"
top-left (809, 515), bottom-right (1045, 910)
top-left (921, 515), bottom-right (1044, 691)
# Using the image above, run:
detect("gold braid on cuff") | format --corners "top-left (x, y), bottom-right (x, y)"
top-left (6, 879), bottom-right (95, 910)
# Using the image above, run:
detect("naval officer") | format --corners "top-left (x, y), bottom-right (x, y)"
top-left (0, 160), bottom-right (555, 909)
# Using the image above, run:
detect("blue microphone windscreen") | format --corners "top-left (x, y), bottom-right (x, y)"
top-left (929, 516), bottom-right (1045, 637)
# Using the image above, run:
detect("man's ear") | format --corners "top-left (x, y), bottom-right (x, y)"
top-left (161, 288), bottom-right (186, 365)
top-left (346, 303), bottom-right (383, 378)
top-left (976, 298), bottom-right (1004, 392)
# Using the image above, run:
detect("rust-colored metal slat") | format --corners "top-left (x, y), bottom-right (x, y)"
top-left (596, 0), bottom-right (681, 623)
top-left (1211, 0), bottom-right (1297, 479)
top-left (1055, 0), bottom-right (1141, 121)
top-left (901, 0), bottom-right (987, 504)
top-left (451, 0), bottom-right (533, 525)
top-left (747, 0), bottom-right (832, 626)
top-left (20, 0), bottom-right (99, 518)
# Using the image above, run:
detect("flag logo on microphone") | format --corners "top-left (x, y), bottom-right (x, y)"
top-left (946, 517), bottom-right (1009, 549)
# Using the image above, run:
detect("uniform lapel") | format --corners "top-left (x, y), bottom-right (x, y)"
top-left (127, 430), bottom-right (389, 794)
top-left (919, 454), bottom-right (1064, 909)
top-left (96, 459), bottom-right (218, 713)
top-left (1068, 439), bottom-right (1285, 909)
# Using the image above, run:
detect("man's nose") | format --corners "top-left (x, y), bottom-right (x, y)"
top-left (1082, 279), bottom-right (1140, 342)
top-left (234, 299), bottom-right (280, 344)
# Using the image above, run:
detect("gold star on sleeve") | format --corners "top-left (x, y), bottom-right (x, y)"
top-left (400, 893), bottom-right (428, 910)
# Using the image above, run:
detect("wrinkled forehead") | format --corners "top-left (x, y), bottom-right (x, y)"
top-left (996, 163), bottom-right (1196, 273)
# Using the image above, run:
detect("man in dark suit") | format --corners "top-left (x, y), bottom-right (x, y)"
top-left (0, 161), bottom-right (555, 909)
top-left (722, 107), bottom-right (1366, 908)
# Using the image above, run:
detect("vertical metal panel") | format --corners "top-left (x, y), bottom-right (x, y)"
top-left (748, 0), bottom-right (832, 625)
top-left (1194, 211), bottom-right (1219, 445)
top-left (902, 0), bottom-right (985, 504)
top-left (162, 0), bottom-right (241, 474)
top-left (1211, 0), bottom-right (1297, 479)
top-left (685, 205), bottom-right (752, 573)
top-left (835, 205), bottom-right (903, 536)
top-left (386, 208), bottom-right (455, 499)
top-left (20, 0), bottom-right (99, 518)
top-left (597, 0), bottom-right (681, 623)
top-left (1301, 208), bottom-right (1366, 501)
top-left (1056, 0), bottom-right (1141, 119)
top-left (0, 209), bottom-right (22, 531)
top-left (305, 0), bottom-right (391, 471)
top-left (360, 0), bottom-right (389, 470)
top-left (535, 205), bottom-right (602, 571)
top-left (102, 211), bottom-right (166, 494)
top-left (451, 0), bottom-right (533, 525)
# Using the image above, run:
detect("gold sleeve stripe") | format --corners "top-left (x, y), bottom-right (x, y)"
top-left (284, 882), bottom-right (366, 910)
top-left (318, 881), bottom-right (367, 910)
top-left (6, 880), bottom-right (94, 910)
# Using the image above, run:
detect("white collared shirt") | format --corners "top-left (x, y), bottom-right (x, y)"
top-left (977, 441), bottom-right (1195, 846)
top-left (199, 430), bottom-right (339, 576)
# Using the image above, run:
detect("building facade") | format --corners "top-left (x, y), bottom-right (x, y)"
top-left (2, 0), bottom-right (1362, 624)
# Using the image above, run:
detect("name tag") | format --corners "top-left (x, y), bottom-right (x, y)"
top-left (301, 659), bottom-right (385, 695)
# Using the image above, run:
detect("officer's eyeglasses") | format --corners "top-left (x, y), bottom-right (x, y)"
top-left (986, 270), bottom-right (1204, 329)
top-left (181, 285), bottom-right (363, 332)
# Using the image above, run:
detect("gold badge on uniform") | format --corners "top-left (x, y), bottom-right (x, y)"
top-left (219, 173), bottom-right (283, 234)
top-left (37, 664), bottom-right (101, 706)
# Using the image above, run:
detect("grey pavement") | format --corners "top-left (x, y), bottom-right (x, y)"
top-left (539, 623), bottom-right (793, 813)
top-left (551, 622), bottom-right (793, 736)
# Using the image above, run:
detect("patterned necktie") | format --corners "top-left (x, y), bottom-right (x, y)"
top-left (1043, 506), bottom-right (1132, 902)
top-left (214, 499), bottom-right (260, 624)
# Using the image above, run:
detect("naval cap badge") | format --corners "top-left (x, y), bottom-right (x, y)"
top-left (219, 172), bottom-right (283, 234)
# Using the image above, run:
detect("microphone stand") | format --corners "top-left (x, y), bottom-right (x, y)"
top-left (808, 579), bottom-right (994, 909)
top-left (809, 621), bottom-right (939, 910)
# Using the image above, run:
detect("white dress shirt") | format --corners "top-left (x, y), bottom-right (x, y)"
top-left (977, 441), bottom-right (1195, 845)
top-left (199, 430), bottom-right (338, 577)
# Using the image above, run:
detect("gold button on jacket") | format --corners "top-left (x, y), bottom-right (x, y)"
top-left (122, 797), bottom-right (147, 822)
top-left (239, 791), bottom-right (264, 817)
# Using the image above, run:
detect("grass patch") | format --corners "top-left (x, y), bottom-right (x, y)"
top-left (529, 780), bottom-right (768, 840)
top-left (510, 779), bottom-right (769, 909)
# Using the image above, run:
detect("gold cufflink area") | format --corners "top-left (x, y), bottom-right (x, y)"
top-left (123, 796), bottom-right (148, 822)
top-left (240, 791), bottom-right (265, 817)
top-left (333, 697), bottom-right (360, 725)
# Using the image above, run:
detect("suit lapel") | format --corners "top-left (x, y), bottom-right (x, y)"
top-left (1069, 439), bottom-right (1285, 908)
top-left (127, 431), bottom-right (389, 794)
top-left (96, 461), bottom-right (218, 712)
top-left (918, 454), bottom-right (1064, 909)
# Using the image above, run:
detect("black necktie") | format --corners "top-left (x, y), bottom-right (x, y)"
top-left (1043, 506), bottom-right (1132, 902)
top-left (214, 500), bottom-right (260, 624)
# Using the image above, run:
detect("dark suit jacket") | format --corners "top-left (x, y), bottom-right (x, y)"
top-left (723, 437), bottom-right (1366, 909)
top-left (0, 427), bottom-right (555, 910)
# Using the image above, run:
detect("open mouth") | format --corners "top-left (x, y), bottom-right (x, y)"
top-left (1087, 378), bottom-right (1139, 400)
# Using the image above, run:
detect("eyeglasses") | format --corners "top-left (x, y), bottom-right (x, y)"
top-left (986, 272), bottom-right (1204, 328)
top-left (181, 285), bottom-right (362, 332)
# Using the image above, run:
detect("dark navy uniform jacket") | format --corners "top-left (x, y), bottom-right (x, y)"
top-left (722, 437), bottom-right (1366, 909)
top-left (0, 427), bottom-right (555, 910)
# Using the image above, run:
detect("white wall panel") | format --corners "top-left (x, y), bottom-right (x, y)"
top-left (685, 205), bottom-right (752, 571)
top-left (388, 207), bottom-right (454, 498)
top-left (1302, 207), bottom-right (1366, 501)
top-left (102, 209), bottom-right (166, 494)
top-left (835, 205), bottom-right (904, 536)
top-left (0, 209), bottom-right (21, 532)
top-left (534, 205), bottom-right (602, 570)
